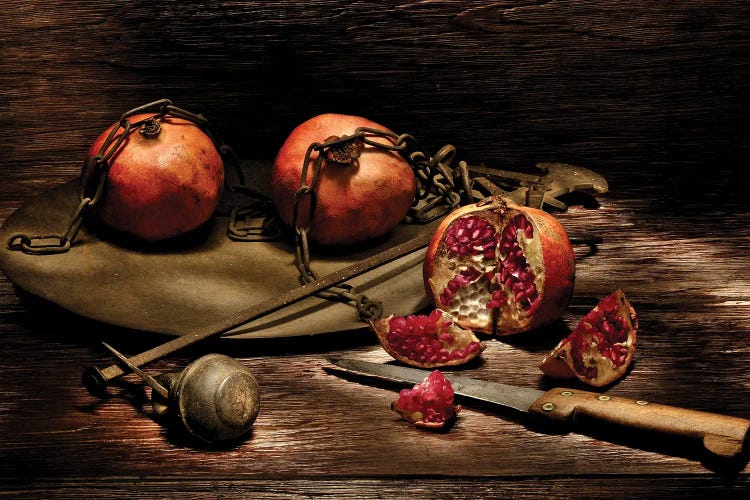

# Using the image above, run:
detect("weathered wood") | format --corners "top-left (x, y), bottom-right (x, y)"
top-left (2, 0), bottom-right (750, 496)
top-left (1, 1), bottom-right (749, 172)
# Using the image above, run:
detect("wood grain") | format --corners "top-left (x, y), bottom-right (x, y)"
top-left (2, 0), bottom-right (750, 496)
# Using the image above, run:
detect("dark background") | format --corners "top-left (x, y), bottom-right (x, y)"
top-left (2, 1), bottom-right (749, 190)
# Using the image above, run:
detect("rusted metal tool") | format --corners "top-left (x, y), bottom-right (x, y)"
top-left (101, 341), bottom-right (261, 444)
top-left (467, 162), bottom-right (609, 210)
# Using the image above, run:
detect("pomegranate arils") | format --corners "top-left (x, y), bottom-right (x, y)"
top-left (437, 212), bottom-right (540, 330)
top-left (444, 216), bottom-right (497, 259)
top-left (371, 310), bottom-right (485, 368)
top-left (440, 267), bottom-right (483, 306)
top-left (540, 289), bottom-right (638, 387)
top-left (386, 313), bottom-right (478, 363)
top-left (392, 370), bottom-right (460, 428)
top-left (495, 214), bottom-right (539, 313)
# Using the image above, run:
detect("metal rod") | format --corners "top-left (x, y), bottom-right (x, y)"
top-left (101, 342), bottom-right (169, 399)
top-left (83, 232), bottom-right (432, 395)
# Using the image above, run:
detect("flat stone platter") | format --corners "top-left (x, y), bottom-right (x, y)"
top-left (0, 181), bottom-right (433, 339)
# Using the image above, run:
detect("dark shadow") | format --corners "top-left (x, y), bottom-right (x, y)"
top-left (81, 213), bottom-right (223, 254)
top-left (499, 319), bottom-right (573, 353)
top-left (556, 191), bottom-right (602, 210)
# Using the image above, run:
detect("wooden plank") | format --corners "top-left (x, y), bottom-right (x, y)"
top-left (1, 476), bottom-right (749, 499)
top-left (1, 1), bottom-right (749, 170)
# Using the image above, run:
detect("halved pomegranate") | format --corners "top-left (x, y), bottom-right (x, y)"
top-left (423, 196), bottom-right (575, 336)
top-left (540, 289), bottom-right (638, 387)
top-left (391, 370), bottom-right (460, 429)
top-left (370, 309), bottom-right (485, 368)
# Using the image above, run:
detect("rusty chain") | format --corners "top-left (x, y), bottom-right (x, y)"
top-left (290, 128), bottom-right (471, 322)
top-left (7, 99), bottom-right (277, 255)
top-left (7, 103), bottom-right (470, 323)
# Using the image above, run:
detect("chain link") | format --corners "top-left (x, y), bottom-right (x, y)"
top-left (290, 128), bottom-right (471, 321)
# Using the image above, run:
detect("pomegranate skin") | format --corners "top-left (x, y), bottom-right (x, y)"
top-left (271, 113), bottom-right (416, 245)
top-left (423, 197), bottom-right (575, 336)
top-left (85, 114), bottom-right (224, 242)
top-left (516, 204), bottom-right (577, 332)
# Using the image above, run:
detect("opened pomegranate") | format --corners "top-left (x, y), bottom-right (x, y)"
top-left (540, 289), bottom-right (638, 387)
top-left (423, 196), bottom-right (575, 336)
top-left (391, 370), bottom-right (460, 429)
top-left (84, 113), bottom-right (224, 242)
top-left (370, 309), bottom-right (484, 368)
top-left (271, 113), bottom-right (417, 245)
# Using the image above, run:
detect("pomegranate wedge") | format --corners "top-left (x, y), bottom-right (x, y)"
top-left (540, 289), bottom-right (638, 387)
top-left (391, 370), bottom-right (460, 429)
top-left (371, 309), bottom-right (485, 368)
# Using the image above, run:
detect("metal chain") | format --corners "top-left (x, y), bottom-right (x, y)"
top-left (7, 98), bottom-right (278, 255)
top-left (290, 128), bottom-right (471, 322)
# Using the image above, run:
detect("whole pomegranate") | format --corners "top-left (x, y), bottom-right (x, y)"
top-left (391, 370), bottom-right (460, 429)
top-left (84, 113), bottom-right (224, 241)
top-left (423, 196), bottom-right (575, 336)
top-left (271, 114), bottom-right (417, 245)
top-left (370, 309), bottom-right (485, 368)
top-left (540, 289), bottom-right (638, 387)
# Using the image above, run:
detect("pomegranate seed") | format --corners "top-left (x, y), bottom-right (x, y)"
top-left (443, 216), bottom-right (498, 259)
top-left (392, 370), bottom-right (458, 426)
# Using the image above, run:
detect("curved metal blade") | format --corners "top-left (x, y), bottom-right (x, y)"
top-left (326, 357), bottom-right (543, 413)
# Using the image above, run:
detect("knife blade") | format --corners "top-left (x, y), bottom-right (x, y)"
top-left (325, 357), bottom-right (750, 458)
top-left (327, 356), bottom-right (543, 413)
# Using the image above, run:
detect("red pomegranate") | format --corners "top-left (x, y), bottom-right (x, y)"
top-left (370, 309), bottom-right (485, 368)
top-left (84, 113), bottom-right (224, 241)
top-left (423, 196), bottom-right (575, 336)
top-left (540, 289), bottom-right (638, 387)
top-left (271, 114), bottom-right (417, 245)
top-left (391, 370), bottom-right (460, 429)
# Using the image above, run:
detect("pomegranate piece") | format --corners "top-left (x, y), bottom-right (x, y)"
top-left (424, 196), bottom-right (575, 336)
top-left (85, 114), bottom-right (224, 242)
top-left (271, 113), bottom-right (417, 245)
top-left (370, 309), bottom-right (485, 368)
top-left (391, 370), bottom-right (461, 429)
top-left (540, 289), bottom-right (638, 387)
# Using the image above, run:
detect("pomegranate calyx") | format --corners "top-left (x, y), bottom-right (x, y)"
top-left (391, 370), bottom-right (461, 429)
top-left (139, 117), bottom-right (162, 138)
top-left (324, 135), bottom-right (363, 165)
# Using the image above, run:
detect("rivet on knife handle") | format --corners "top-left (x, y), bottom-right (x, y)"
top-left (529, 389), bottom-right (750, 458)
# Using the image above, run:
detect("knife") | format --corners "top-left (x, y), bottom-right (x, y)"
top-left (325, 357), bottom-right (750, 458)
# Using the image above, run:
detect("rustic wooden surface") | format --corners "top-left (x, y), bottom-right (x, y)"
top-left (2, 1), bottom-right (750, 497)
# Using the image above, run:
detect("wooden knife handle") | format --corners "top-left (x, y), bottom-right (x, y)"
top-left (529, 388), bottom-right (750, 458)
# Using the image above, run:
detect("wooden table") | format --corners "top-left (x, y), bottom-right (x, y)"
top-left (2, 163), bottom-right (749, 498)
top-left (2, 1), bottom-right (750, 497)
